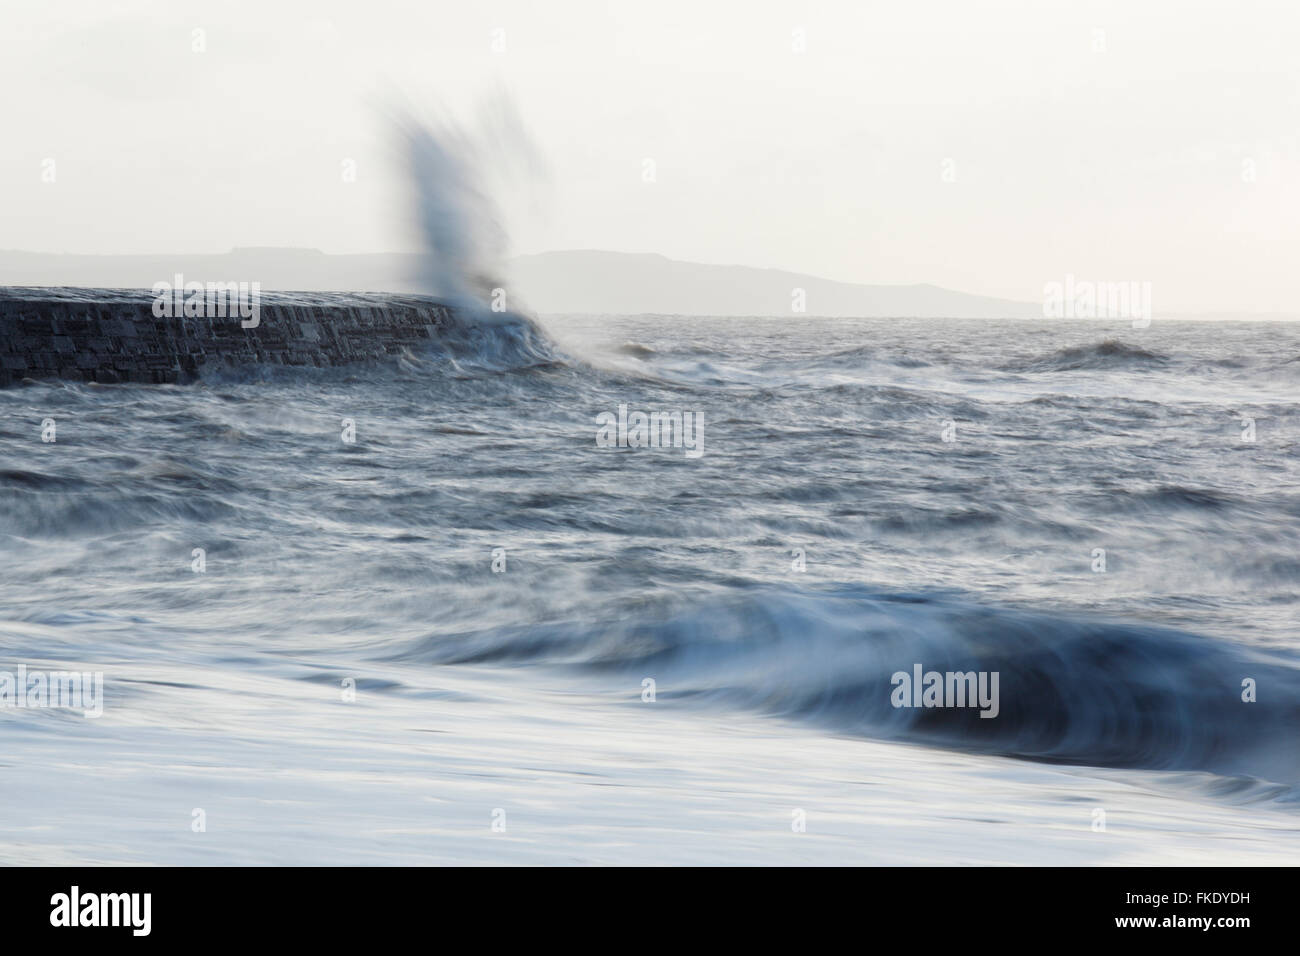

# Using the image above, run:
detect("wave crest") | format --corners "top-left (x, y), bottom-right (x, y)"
top-left (1009, 339), bottom-right (1169, 372)
top-left (387, 585), bottom-right (1300, 788)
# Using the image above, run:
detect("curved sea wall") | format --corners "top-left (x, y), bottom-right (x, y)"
top-left (0, 287), bottom-right (455, 386)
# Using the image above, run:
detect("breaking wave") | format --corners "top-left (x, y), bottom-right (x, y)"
top-left (383, 584), bottom-right (1300, 790)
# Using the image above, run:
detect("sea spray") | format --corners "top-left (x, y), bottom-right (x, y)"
top-left (394, 92), bottom-right (547, 317)
top-left (391, 93), bottom-right (561, 368)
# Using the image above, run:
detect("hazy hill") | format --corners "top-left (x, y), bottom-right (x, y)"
top-left (508, 250), bottom-right (1039, 317)
top-left (0, 247), bottom-right (1039, 318)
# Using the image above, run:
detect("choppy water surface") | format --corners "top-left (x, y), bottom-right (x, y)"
top-left (2, 311), bottom-right (1299, 863)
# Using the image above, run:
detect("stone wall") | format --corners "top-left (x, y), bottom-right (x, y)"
top-left (0, 288), bottom-right (455, 387)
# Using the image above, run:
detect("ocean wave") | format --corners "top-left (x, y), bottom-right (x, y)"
top-left (384, 584), bottom-right (1300, 789)
top-left (822, 344), bottom-right (935, 368)
top-left (615, 343), bottom-right (657, 358)
top-left (1007, 339), bottom-right (1169, 372)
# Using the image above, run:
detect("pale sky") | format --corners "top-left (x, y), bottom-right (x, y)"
top-left (2, 0), bottom-right (1297, 312)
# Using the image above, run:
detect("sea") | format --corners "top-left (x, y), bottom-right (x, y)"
top-left (1, 306), bottom-right (1298, 864)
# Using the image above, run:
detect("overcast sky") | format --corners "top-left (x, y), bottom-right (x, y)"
top-left (2, 0), bottom-right (1297, 311)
